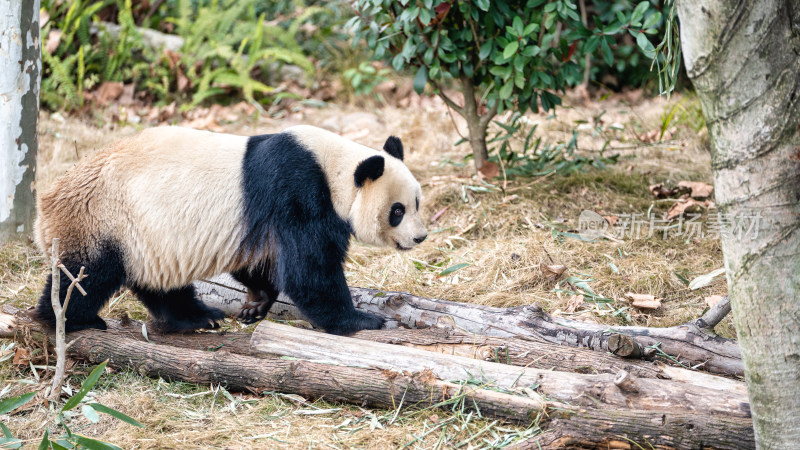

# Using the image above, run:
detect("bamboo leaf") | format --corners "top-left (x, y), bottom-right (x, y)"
top-left (0, 392), bottom-right (36, 415)
top-left (88, 403), bottom-right (144, 428)
top-left (62, 361), bottom-right (107, 412)
top-left (438, 263), bottom-right (471, 277)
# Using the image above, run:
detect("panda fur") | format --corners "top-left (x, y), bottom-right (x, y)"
top-left (33, 125), bottom-right (428, 335)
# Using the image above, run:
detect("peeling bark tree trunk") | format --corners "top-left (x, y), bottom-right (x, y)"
top-left (0, 0), bottom-right (40, 242)
top-left (676, 1), bottom-right (800, 447)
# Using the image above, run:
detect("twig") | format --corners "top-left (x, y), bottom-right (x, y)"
top-left (58, 263), bottom-right (87, 296)
top-left (49, 239), bottom-right (88, 401)
top-left (694, 295), bottom-right (731, 333)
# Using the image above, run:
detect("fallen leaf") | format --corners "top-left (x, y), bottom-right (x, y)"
top-left (176, 66), bottom-right (190, 92)
top-left (428, 414), bottom-right (440, 424)
top-left (163, 49), bottom-right (181, 69)
top-left (501, 194), bottom-right (520, 204)
top-left (478, 161), bottom-right (500, 179)
top-left (625, 292), bottom-right (661, 310)
top-left (649, 183), bottom-right (679, 199)
top-left (677, 181), bottom-right (714, 198)
top-left (689, 268), bottom-right (726, 290)
top-left (540, 263), bottom-right (567, 281)
top-left (604, 215), bottom-right (619, 226)
top-left (45, 29), bottom-right (62, 54)
top-left (93, 81), bottom-right (124, 106)
top-left (625, 292), bottom-right (655, 302)
top-left (705, 295), bottom-right (724, 308)
top-left (565, 294), bottom-right (584, 313)
top-left (666, 198), bottom-right (708, 220)
top-left (119, 83), bottom-right (135, 105)
top-left (12, 347), bottom-right (30, 366)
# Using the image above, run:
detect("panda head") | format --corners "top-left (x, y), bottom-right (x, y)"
top-left (350, 136), bottom-right (428, 250)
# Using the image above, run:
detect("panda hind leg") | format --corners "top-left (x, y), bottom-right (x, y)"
top-left (130, 284), bottom-right (225, 333)
top-left (230, 267), bottom-right (279, 324)
top-left (33, 249), bottom-right (126, 332)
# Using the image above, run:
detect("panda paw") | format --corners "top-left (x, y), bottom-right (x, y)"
top-left (327, 310), bottom-right (385, 336)
top-left (237, 300), bottom-right (272, 325)
top-left (153, 306), bottom-right (226, 333)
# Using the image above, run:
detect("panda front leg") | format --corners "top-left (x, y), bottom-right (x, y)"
top-left (279, 259), bottom-right (384, 335)
top-left (130, 284), bottom-right (225, 333)
top-left (230, 266), bottom-right (279, 324)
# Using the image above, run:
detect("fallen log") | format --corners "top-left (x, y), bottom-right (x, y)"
top-left (0, 309), bottom-right (754, 448)
top-left (0, 306), bottom-right (681, 382)
top-left (513, 408), bottom-right (756, 450)
top-left (250, 321), bottom-right (750, 418)
top-left (64, 328), bottom-right (546, 423)
top-left (196, 276), bottom-right (743, 376)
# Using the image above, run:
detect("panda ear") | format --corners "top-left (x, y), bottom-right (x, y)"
top-left (383, 136), bottom-right (404, 161)
top-left (354, 155), bottom-right (385, 188)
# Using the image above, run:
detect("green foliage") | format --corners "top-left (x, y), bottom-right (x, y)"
top-left (350, 0), bottom-right (661, 115)
top-left (343, 62), bottom-right (391, 97)
top-left (586, 0), bottom-right (664, 87)
top-left (40, 0), bottom-right (334, 111)
top-left (483, 114), bottom-right (619, 177)
top-left (350, 0), bottom-right (660, 170)
top-left (0, 361), bottom-right (143, 450)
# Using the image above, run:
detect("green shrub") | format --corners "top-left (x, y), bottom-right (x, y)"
top-left (349, 0), bottom-right (661, 172)
top-left (40, 0), bottom-right (335, 111)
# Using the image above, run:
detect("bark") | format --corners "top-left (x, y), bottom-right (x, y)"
top-left (460, 75), bottom-right (493, 171)
top-left (514, 408), bottom-right (756, 449)
top-left (676, 1), bottom-right (800, 447)
top-left (250, 321), bottom-right (750, 418)
top-left (0, 0), bottom-right (40, 242)
top-left (196, 276), bottom-right (743, 376)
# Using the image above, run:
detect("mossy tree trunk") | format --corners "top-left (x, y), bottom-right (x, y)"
top-left (676, 1), bottom-right (800, 447)
top-left (0, 0), bottom-right (40, 242)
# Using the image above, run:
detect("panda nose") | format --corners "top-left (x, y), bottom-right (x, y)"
top-left (413, 234), bottom-right (427, 244)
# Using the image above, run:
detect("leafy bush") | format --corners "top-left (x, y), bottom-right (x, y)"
top-left (350, 0), bottom-right (661, 173)
top-left (40, 0), bottom-right (337, 111)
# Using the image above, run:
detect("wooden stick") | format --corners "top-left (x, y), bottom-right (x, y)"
top-left (48, 239), bottom-right (88, 401)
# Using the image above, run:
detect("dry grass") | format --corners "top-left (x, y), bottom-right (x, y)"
top-left (0, 91), bottom-right (731, 448)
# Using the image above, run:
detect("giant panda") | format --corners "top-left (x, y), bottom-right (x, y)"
top-left (33, 125), bottom-right (428, 335)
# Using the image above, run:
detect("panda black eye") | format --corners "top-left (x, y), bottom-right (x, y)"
top-left (389, 202), bottom-right (405, 227)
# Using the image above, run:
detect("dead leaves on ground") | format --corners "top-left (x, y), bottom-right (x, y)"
top-left (624, 292), bottom-right (662, 310)
top-left (649, 180), bottom-right (715, 220)
top-left (677, 181), bottom-right (714, 198)
top-left (666, 198), bottom-right (714, 220)
top-left (540, 263), bottom-right (567, 281)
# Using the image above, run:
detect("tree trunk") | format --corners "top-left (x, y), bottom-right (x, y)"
top-left (460, 75), bottom-right (493, 171)
top-left (0, 0), bottom-right (40, 242)
top-left (676, 1), bottom-right (800, 447)
top-left (196, 276), bottom-right (744, 376)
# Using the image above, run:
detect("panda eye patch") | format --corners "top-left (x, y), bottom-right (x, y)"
top-left (389, 202), bottom-right (405, 227)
